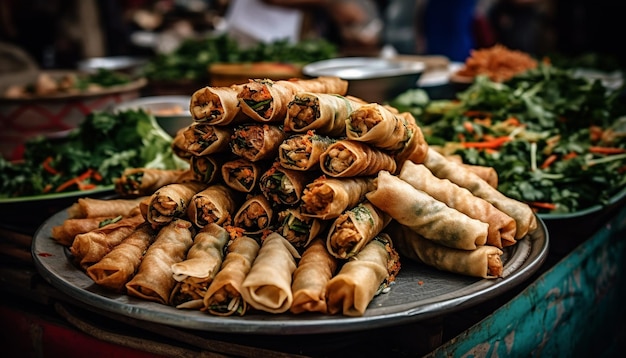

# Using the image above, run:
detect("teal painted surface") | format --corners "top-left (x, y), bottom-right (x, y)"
top-left (426, 206), bottom-right (626, 357)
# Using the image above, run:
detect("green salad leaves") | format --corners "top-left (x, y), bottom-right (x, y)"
top-left (0, 110), bottom-right (187, 198)
top-left (390, 64), bottom-right (626, 214)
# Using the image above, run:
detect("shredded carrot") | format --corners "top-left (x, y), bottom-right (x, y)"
top-left (503, 117), bottom-right (520, 126)
top-left (589, 126), bottom-right (604, 142)
top-left (42, 156), bottom-right (59, 175)
top-left (589, 146), bottom-right (626, 155)
top-left (563, 151), bottom-right (578, 160)
top-left (464, 110), bottom-right (491, 118)
top-left (462, 136), bottom-right (511, 149)
top-left (55, 169), bottom-right (96, 192)
top-left (463, 121), bottom-right (474, 133)
top-left (529, 202), bottom-right (557, 211)
top-left (540, 154), bottom-right (558, 169)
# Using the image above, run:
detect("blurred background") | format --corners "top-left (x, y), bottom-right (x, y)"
top-left (0, 0), bottom-right (624, 73)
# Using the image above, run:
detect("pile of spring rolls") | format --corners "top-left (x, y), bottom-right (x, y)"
top-left (50, 76), bottom-right (537, 317)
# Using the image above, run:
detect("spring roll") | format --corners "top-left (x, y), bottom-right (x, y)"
top-left (187, 184), bottom-right (238, 228)
top-left (240, 232), bottom-right (301, 314)
top-left (285, 92), bottom-right (365, 136)
top-left (146, 181), bottom-right (207, 226)
top-left (326, 200), bottom-right (391, 259)
top-left (423, 148), bottom-right (537, 239)
top-left (320, 140), bottom-right (397, 177)
top-left (70, 214), bottom-right (146, 269)
top-left (394, 113), bottom-right (429, 165)
top-left (259, 162), bottom-right (310, 206)
top-left (237, 77), bottom-right (348, 123)
top-left (51, 216), bottom-right (121, 246)
top-left (367, 171), bottom-right (489, 250)
top-left (278, 131), bottom-right (337, 171)
top-left (114, 168), bottom-right (187, 197)
top-left (170, 223), bottom-right (230, 308)
top-left (203, 235), bottom-right (260, 316)
top-left (180, 122), bottom-right (233, 156)
top-left (399, 161), bottom-right (517, 248)
top-left (446, 154), bottom-right (499, 188)
top-left (325, 233), bottom-right (401, 317)
top-left (172, 128), bottom-right (193, 160)
top-left (184, 155), bottom-right (223, 184)
top-left (290, 238), bottom-right (338, 314)
top-left (189, 85), bottom-right (246, 125)
top-left (86, 222), bottom-right (157, 292)
top-left (230, 123), bottom-right (287, 162)
top-left (125, 219), bottom-right (195, 304)
top-left (300, 176), bottom-right (376, 220)
top-left (386, 222), bottom-right (504, 278)
top-left (233, 194), bottom-right (274, 234)
top-left (67, 197), bottom-right (145, 219)
top-left (276, 207), bottom-right (328, 250)
top-left (221, 158), bottom-right (265, 193)
top-left (346, 105), bottom-right (428, 165)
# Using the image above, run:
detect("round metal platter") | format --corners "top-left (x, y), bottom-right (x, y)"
top-left (32, 209), bottom-right (549, 335)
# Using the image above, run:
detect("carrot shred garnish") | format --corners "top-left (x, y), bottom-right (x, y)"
top-left (42, 156), bottom-right (59, 175)
top-left (540, 154), bottom-right (558, 169)
top-left (462, 136), bottom-right (511, 149)
top-left (589, 146), bottom-right (626, 155)
top-left (529, 202), bottom-right (557, 210)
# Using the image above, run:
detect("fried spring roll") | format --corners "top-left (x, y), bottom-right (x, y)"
top-left (423, 148), bottom-right (537, 239)
top-left (237, 77), bottom-right (348, 123)
top-left (387, 222), bottom-right (504, 278)
top-left (284, 93), bottom-right (365, 136)
top-left (320, 140), bottom-right (397, 177)
top-left (446, 154), bottom-right (499, 188)
top-left (290, 238), bottom-right (338, 314)
top-left (189, 85), bottom-right (246, 125)
top-left (187, 184), bottom-right (237, 228)
top-left (259, 162), bottom-right (310, 206)
top-left (366, 171), bottom-right (489, 250)
top-left (170, 223), bottom-right (230, 308)
top-left (300, 176), bottom-right (376, 220)
top-left (114, 168), bottom-right (187, 197)
top-left (146, 181), bottom-right (207, 226)
top-left (70, 214), bottom-right (146, 269)
top-left (86, 222), bottom-right (157, 292)
top-left (51, 216), bottom-right (120, 246)
top-left (125, 219), bottom-right (195, 304)
top-left (180, 123), bottom-right (233, 156)
top-left (278, 131), bottom-right (336, 171)
top-left (325, 233), bottom-right (400, 317)
top-left (346, 103), bottom-right (413, 152)
top-left (188, 155), bottom-right (223, 184)
top-left (399, 161), bottom-right (517, 248)
top-left (230, 123), bottom-right (287, 162)
top-left (67, 197), bottom-right (145, 219)
top-left (240, 232), bottom-right (301, 314)
top-left (394, 113), bottom-right (429, 165)
top-left (221, 158), bottom-right (265, 193)
top-left (233, 194), bottom-right (274, 234)
top-left (326, 200), bottom-right (391, 259)
top-left (276, 207), bottom-right (327, 250)
top-left (203, 235), bottom-right (260, 316)
top-left (172, 128), bottom-right (193, 160)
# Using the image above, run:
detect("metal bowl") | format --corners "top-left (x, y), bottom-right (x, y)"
top-left (77, 56), bottom-right (148, 76)
top-left (302, 57), bottom-right (425, 103)
top-left (112, 96), bottom-right (192, 136)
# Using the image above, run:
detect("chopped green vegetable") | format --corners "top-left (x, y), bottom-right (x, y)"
top-left (0, 109), bottom-right (187, 198)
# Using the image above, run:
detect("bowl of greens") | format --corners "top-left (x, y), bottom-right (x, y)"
top-left (0, 109), bottom-right (187, 227)
top-left (0, 69), bottom-right (146, 161)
